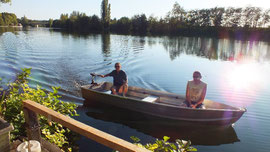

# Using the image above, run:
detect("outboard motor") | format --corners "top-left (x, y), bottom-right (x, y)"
top-left (90, 73), bottom-right (98, 86)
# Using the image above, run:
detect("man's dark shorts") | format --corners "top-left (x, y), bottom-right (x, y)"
top-left (111, 84), bottom-right (128, 93)
top-left (111, 85), bottom-right (121, 92)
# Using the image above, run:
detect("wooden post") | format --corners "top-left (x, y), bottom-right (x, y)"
top-left (0, 118), bottom-right (14, 152)
top-left (23, 107), bottom-right (41, 142)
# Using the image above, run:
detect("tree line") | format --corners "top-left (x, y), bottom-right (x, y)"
top-left (18, 16), bottom-right (50, 27)
top-left (0, 12), bottom-right (49, 27)
top-left (51, 1), bottom-right (270, 40)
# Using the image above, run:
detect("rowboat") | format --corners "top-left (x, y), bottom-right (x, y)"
top-left (81, 82), bottom-right (246, 126)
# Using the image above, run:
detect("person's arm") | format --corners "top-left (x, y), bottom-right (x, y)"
top-left (123, 72), bottom-right (128, 85)
top-left (99, 73), bottom-right (109, 78)
top-left (194, 84), bottom-right (207, 107)
top-left (123, 79), bottom-right (128, 85)
top-left (98, 71), bottom-right (113, 78)
top-left (186, 82), bottom-right (191, 105)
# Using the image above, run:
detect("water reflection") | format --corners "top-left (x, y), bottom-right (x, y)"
top-left (1, 28), bottom-right (270, 152)
top-left (85, 102), bottom-right (240, 146)
top-left (161, 36), bottom-right (270, 62)
top-left (101, 34), bottom-right (111, 58)
top-left (0, 27), bottom-right (22, 36)
top-left (48, 29), bottom-right (270, 63)
top-left (52, 29), bottom-right (100, 42)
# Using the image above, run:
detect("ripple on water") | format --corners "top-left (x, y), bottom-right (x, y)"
top-left (1, 28), bottom-right (270, 152)
top-left (0, 61), bottom-right (20, 73)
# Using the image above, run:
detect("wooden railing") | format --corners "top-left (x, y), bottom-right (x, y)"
top-left (22, 100), bottom-right (150, 152)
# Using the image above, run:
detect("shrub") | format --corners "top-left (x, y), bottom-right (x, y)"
top-left (129, 136), bottom-right (197, 152)
top-left (0, 68), bottom-right (79, 152)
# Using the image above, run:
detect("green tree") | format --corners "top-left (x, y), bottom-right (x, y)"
top-left (112, 17), bottom-right (131, 33)
top-left (48, 18), bottom-right (53, 27)
top-left (222, 7), bottom-right (236, 27)
top-left (21, 15), bottom-right (29, 26)
top-left (60, 13), bottom-right (68, 21)
top-left (186, 10), bottom-right (200, 26)
top-left (148, 15), bottom-right (159, 33)
top-left (0, 0), bottom-right (11, 4)
top-left (60, 13), bottom-right (68, 28)
top-left (0, 14), bottom-right (4, 25)
top-left (0, 12), bottom-right (18, 26)
top-left (210, 7), bottom-right (224, 27)
top-left (101, 0), bottom-right (111, 30)
top-left (164, 2), bottom-right (186, 33)
top-left (198, 9), bottom-right (211, 26)
top-left (252, 7), bottom-right (262, 28)
top-left (231, 8), bottom-right (242, 27)
top-left (89, 15), bottom-right (102, 31)
top-left (242, 7), bottom-right (255, 28)
top-left (170, 2), bottom-right (186, 23)
top-left (261, 9), bottom-right (270, 27)
top-left (131, 14), bottom-right (148, 34)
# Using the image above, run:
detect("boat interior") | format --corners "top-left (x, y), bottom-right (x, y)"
top-left (84, 82), bottom-right (240, 110)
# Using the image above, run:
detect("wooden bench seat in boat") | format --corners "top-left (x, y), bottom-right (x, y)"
top-left (103, 90), bottom-right (111, 94)
top-left (142, 95), bottom-right (159, 102)
top-left (126, 91), bottom-right (148, 100)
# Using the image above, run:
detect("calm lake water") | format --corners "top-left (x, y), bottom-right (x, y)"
top-left (1, 27), bottom-right (270, 152)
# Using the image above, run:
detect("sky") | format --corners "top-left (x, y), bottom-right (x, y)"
top-left (0, 0), bottom-right (270, 20)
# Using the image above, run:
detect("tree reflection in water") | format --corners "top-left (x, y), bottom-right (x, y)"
top-left (0, 27), bottom-right (21, 36)
top-left (101, 34), bottom-right (111, 58)
top-left (161, 36), bottom-right (270, 62)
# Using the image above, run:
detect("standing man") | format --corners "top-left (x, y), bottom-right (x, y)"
top-left (185, 71), bottom-right (207, 108)
top-left (99, 62), bottom-right (128, 96)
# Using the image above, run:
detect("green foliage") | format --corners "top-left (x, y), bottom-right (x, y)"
top-left (110, 17), bottom-right (131, 34)
top-left (0, 0), bottom-right (11, 4)
top-left (101, 0), bottom-right (111, 30)
top-left (52, 3), bottom-right (270, 40)
top-left (20, 16), bottom-right (29, 26)
top-left (49, 18), bottom-right (53, 27)
top-left (130, 136), bottom-right (197, 152)
top-left (0, 12), bottom-right (18, 26)
top-left (131, 14), bottom-right (148, 34)
top-left (0, 68), bottom-right (79, 151)
top-left (52, 12), bottom-right (102, 33)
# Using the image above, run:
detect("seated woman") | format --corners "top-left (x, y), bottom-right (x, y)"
top-left (185, 71), bottom-right (207, 108)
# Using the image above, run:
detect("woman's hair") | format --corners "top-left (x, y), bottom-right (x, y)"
top-left (193, 71), bottom-right (202, 78)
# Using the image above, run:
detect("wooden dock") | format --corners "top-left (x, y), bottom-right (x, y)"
top-left (22, 100), bottom-right (150, 152)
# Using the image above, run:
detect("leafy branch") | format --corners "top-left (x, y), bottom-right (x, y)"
top-left (129, 136), bottom-right (197, 152)
top-left (0, 68), bottom-right (79, 152)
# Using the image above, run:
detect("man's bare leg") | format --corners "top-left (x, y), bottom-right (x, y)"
top-left (122, 84), bottom-right (128, 96)
top-left (111, 87), bottom-right (117, 95)
top-left (118, 84), bottom-right (128, 96)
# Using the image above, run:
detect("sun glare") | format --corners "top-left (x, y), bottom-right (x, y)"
top-left (221, 61), bottom-right (265, 107)
top-left (227, 63), bottom-right (263, 90)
